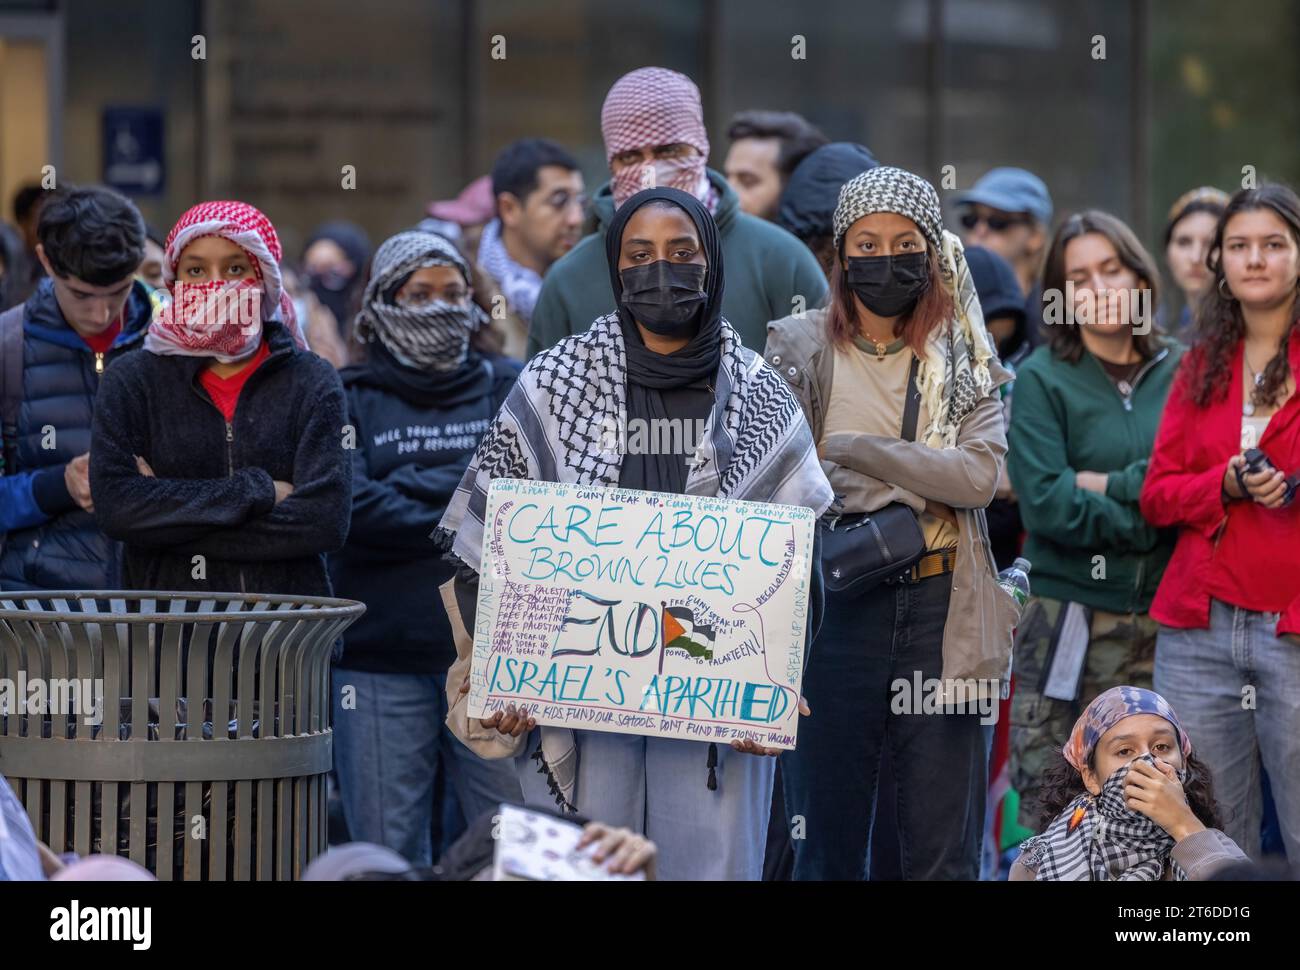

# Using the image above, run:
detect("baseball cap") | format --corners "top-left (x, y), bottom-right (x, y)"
top-left (953, 167), bottom-right (1053, 226)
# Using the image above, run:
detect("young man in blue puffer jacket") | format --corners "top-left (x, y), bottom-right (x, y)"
top-left (0, 186), bottom-right (152, 591)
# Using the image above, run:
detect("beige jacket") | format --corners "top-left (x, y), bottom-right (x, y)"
top-left (764, 307), bottom-right (1020, 702)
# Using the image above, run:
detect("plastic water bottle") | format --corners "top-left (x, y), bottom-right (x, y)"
top-left (996, 557), bottom-right (1032, 697)
top-left (997, 556), bottom-right (1032, 610)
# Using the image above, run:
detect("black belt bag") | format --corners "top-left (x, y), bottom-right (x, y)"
top-left (819, 354), bottom-right (926, 596)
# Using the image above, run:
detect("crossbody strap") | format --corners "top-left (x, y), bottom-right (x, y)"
top-left (901, 353), bottom-right (922, 443)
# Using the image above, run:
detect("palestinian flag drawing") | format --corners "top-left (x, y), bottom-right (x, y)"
top-left (661, 603), bottom-right (716, 672)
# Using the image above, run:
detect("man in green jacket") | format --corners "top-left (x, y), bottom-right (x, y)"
top-left (526, 67), bottom-right (827, 358)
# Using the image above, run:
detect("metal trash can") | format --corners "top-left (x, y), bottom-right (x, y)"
top-left (0, 591), bottom-right (363, 881)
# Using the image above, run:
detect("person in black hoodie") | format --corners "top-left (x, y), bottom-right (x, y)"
top-left (964, 245), bottom-right (1030, 571)
top-left (776, 141), bottom-right (880, 278)
top-left (329, 229), bottom-right (524, 865)
top-left (89, 200), bottom-right (351, 597)
top-left (1, 185), bottom-right (151, 590)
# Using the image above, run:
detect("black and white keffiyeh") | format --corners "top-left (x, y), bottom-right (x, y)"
top-left (477, 218), bottom-right (543, 324)
top-left (436, 312), bottom-right (833, 808)
top-left (355, 230), bottom-right (489, 372)
top-left (439, 311), bottom-right (833, 568)
top-left (1019, 756), bottom-right (1188, 882)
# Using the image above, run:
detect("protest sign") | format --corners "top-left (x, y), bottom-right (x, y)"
top-left (466, 478), bottom-right (816, 749)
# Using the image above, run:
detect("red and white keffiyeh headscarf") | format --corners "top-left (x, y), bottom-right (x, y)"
top-left (145, 200), bottom-right (307, 362)
top-left (601, 67), bottom-right (712, 210)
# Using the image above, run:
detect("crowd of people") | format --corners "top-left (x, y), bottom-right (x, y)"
top-left (1, 63), bottom-right (1297, 882)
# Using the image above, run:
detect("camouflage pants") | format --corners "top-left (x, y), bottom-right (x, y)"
top-left (1008, 596), bottom-right (1157, 830)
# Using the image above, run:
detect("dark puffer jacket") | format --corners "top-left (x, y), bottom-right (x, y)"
top-left (89, 318), bottom-right (352, 598)
top-left (0, 278), bottom-right (153, 591)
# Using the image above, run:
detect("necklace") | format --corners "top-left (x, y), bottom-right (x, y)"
top-left (1243, 351), bottom-right (1268, 416)
top-left (859, 325), bottom-right (898, 359)
top-left (1094, 350), bottom-right (1142, 398)
top-left (856, 329), bottom-right (905, 360)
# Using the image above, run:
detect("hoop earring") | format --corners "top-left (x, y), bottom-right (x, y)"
top-left (1218, 278), bottom-right (1235, 300)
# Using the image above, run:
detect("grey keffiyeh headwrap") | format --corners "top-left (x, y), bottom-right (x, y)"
top-left (833, 166), bottom-right (997, 448)
top-left (1018, 755), bottom-right (1188, 881)
top-left (435, 313), bottom-right (834, 810)
top-left (355, 230), bottom-right (489, 372)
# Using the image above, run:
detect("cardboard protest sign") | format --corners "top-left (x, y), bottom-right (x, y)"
top-left (466, 479), bottom-right (816, 749)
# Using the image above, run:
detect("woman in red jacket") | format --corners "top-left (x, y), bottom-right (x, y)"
top-left (1140, 183), bottom-right (1300, 862)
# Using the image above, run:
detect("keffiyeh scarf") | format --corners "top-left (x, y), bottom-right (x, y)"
top-left (436, 312), bottom-right (834, 809)
top-left (601, 67), bottom-right (713, 210)
top-left (1019, 756), bottom-right (1188, 881)
top-left (355, 230), bottom-right (489, 372)
top-left (476, 218), bottom-right (543, 324)
top-left (144, 200), bottom-right (306, 362)
top-left (833, 166), bottom-right (997, 448)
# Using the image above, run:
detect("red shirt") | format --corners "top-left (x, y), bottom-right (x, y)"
top-left (1140, 330), bottom-right (1300, 636)
top-left (81, 318), bottom-right (121, 355)
top-left (198, 341), bottom-right (272, 422)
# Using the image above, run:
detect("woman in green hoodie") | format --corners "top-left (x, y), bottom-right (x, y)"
top-left (1006, 210), bottom-right (1182, 832)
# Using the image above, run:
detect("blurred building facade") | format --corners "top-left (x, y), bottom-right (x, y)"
top-left (0, 0), bottom-right (1296, 265)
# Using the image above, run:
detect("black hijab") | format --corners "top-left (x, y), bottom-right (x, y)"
top-left (604, 188), bottom-right (725, 494)
top-left (604, 187), bottom-right (724, 389)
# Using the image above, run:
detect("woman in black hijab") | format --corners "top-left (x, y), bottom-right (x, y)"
top-left (439, 187), bottom-right (832, 880)
top-left (605, 187), bottom-right (723, 494)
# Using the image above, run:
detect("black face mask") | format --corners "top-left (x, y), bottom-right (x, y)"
top-left (618, 260), bottom-right (708, 337)
top-left (845, 252), bottom-right (930, 318)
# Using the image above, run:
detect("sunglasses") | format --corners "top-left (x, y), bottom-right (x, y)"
top-left (960, 211), bottom-right (1031, 232)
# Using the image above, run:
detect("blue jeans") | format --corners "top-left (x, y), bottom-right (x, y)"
top-left (783, 573), bottom-right (992, 880)
top-left (331, 668), bottom-right (523, 865)
top-left (1155, 599), bottom-right (1300, 861)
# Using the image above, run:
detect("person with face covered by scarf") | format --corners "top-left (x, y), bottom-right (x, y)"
top-left (526, 67), bottom-right (826, 359)
top-left (766, 166), bottom-right (1022, 881)
top-left (437, 187), bottom-right (832, 881)
top-left (1013, 686), bottom-right (1247, 880)
top-left (89, 201), bottom-right (351, 597)
top-left (328, 230), bottom-right (524, 865)
top-left (302, 220), bottom-right (371, 342)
